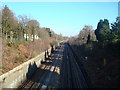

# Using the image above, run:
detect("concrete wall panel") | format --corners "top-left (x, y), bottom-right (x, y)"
top-left (0, 47), bottom-right (52, 88)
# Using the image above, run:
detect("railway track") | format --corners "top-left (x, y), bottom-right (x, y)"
top-left (18, 61), bottom-right (59, 89)
top-left (18, 43), bottom-right (64, 89)
top-left (18, 42), bottom-right (89, 89)
top-left (60, 43), bottom-right (88, 88)
top-left (18, 64), bottom-right (48, 89)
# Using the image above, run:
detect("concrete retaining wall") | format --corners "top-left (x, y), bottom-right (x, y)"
top-left (0, 47), bottom-right (52, 88)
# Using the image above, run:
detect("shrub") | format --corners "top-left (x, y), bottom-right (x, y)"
top-left (7, 41), bottom-right (15, 47)
top-left (0, 65), bottom-right (5, 69)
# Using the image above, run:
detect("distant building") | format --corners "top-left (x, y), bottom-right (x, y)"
top-left (24, 34), bottom-right (39, 41)
top-left (118, 1), bottom-right (120, 16)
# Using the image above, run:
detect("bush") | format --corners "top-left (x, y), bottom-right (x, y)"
top-left (0, 65), bottom-right (4, 69)
top-left (7, 41), bottom-right (15, 47)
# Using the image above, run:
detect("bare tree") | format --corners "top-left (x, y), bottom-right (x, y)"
top-left (18, 15), bottom-right (30, 41)
top-left (78, 25), bottom-right (96, 44)
top-left (27, 20), bottom-right (40, 41)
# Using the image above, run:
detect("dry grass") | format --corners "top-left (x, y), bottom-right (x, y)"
top-left (1, 38), bottom-right (57, 74)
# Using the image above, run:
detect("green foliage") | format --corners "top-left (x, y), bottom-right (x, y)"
top-left (95, 19), bottom-right (111, 42)
top-left (2, 5), bottom-right (18, 40)
top-left (7, 41), bottom-right (22, 48)
top-left (0, 65), bottom-right (5, 69)
top-left (7, 41), bottom-right (15, 47)
top-left (111, 17), bottom-right (120, 39)
top-left (95, 17), bottom-right (120, 43)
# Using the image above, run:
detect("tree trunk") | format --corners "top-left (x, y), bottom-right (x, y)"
top-left (10, 31), bottom-right (13, 41)
top-left (23, 29), bottom-right (25, 41)
top-left (5, 32), bottom-right (8, 40)
top-left (18, 27), bottom-right (23, 41)
top-left (33, 34), bottom-right (35, 42)
top-left (29, 34), bottom-right (32, 41)
top-left (25, 33), bottom-right (28, 41)
top-left (32, 27), bottom-right (35, 42)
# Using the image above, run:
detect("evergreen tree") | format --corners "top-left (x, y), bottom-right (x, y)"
top-left (2, 5), bottom-right (18, 40)
top-left (111, 17), bottom-right (120, 39)
top-left (95, 19), bottom-right (111, 42)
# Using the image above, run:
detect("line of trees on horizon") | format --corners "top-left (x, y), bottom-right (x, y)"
top-left (1, 5), bottom-right (119, 45)
top-left (0, 5), bottom-right (64, 42)
top-left (69, 16), bottom-right (120, 46)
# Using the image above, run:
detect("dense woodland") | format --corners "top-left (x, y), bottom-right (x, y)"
top-left (0, 5), bottom-right (65, 74)
top-left (69, 17), bottom-right (120, 88)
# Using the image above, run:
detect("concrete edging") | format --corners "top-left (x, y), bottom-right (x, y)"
top-left (0, 47), bottom-right (51, 88)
